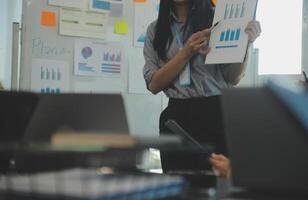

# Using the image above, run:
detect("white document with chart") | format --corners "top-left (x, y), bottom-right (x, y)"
top-left (31, 59), bottom-right (70, 94)
top-left (205, 0), bottom-right (258, 64)
top-left (74, 39), bottom-right (124, 77)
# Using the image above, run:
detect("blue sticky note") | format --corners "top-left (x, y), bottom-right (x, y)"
top-left (92, 0), bottom-right (111, 11)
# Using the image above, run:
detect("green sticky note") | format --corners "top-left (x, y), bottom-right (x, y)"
top-left (114, 19), bottom-right (128, 35)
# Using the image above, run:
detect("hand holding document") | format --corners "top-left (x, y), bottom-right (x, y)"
top-left (199, 21), bottom-right (222, 55)
top-left (205, 0), bottom-right (258, 64)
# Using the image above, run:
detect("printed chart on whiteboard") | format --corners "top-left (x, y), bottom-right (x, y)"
top-left (74, 39), bottom-right (124, 77)
top-left (31, 59), bottom-right (70, 93)
top-left (205, 0), bottom-right (258, 64)
top-left (134, 0), bottom-right (160, 48)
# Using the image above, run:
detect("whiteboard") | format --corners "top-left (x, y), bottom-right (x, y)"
top-left (20, 0), bottom-right (164, 136)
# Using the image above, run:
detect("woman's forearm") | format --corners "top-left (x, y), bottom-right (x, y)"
top-left (149, 48), bottom-right (190, 94)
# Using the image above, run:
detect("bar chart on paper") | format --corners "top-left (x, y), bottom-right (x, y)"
top-left (40, 67), bottom-right (62, 93)
top-left (216, 28), bottom-right (241, 49)
top-left (205, 0), bottom-right (258, 64)
top-left (31, 59), bottom-right (70, 93)
top-left (101, 50), bottom-right (122, 74)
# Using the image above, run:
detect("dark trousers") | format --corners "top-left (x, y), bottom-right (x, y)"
top-left (160, 96), bottom-right (227, 172)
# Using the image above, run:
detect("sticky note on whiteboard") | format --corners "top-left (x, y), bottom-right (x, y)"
top-left (114, 19), bottom-right (128, 35)
top-left (90, 0), bottom-right (111, 13)
top-left (41, 11), bottom-right (57, 27)
top-left (110, 2), bottom-right (124, 17)
top-left (134, 0), bottom-right (146, 3)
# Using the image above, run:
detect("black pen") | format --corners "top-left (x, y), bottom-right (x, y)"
top-left (211, 20), bottom-right (221, 32)
top-left (303, 70), bottom-right (308, 84)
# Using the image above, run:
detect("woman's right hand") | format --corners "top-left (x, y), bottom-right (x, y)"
top-left (183, 28), bottom-right (212, 57)
top-left (209, 153), bottom-right (231, 179)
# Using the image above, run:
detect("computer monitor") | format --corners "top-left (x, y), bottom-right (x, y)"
top-left (222, 87), bottom-right (308, 194)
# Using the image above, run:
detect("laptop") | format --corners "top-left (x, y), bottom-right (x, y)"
top-left (0, 92), bottom-right (39, 173)
top-left (24, 93), bottom-right (129, 142)
top-left (0, 91), bottom-right (39, 142)
top-left (221, 87), bottom-right (308, 195)
top-left (0, 92), bottom-right (129, 143)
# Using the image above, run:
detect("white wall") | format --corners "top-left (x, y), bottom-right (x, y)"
top-left (303, 0), bottom-right (308, 73)
top-left (0, 0), bottom-right (8, 87)
top-left (239, 1), bottom-right (308, 87)
top-left (0, 0), bottom-right (22, 89)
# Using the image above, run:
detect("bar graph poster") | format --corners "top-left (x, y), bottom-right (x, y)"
top-left (31, 59), bottom-right (70, 93)
top-left (205, 0), bottom-right (258, 64)
top-left (74, 39), bottom-right (123, 77)
top-left (134, 0), bottom-right (159, 48)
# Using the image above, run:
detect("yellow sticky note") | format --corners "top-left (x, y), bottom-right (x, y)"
top-left (41, 11), bottom-right (56, 27)
top-left (114, 19), bottom-right (128, 35)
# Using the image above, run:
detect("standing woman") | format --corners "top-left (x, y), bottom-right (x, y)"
top-left (143, 0), bottom-right (261, 176)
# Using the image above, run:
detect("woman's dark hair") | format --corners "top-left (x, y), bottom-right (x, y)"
top-left (153, 0), bottom-right (214, 61)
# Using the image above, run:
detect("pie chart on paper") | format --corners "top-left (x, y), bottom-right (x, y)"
top-left (81, 47), bottom-right (93, 59)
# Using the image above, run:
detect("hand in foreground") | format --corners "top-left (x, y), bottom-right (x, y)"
top-left (209, 153), bottom-right (231, 179)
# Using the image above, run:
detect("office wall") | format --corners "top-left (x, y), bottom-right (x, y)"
top-left (0, 0), bottom-right (8, 87)
top-left (0, 0), bottom-right (22, 89)
top-left (1, 0), bottom-right (307, 88)
top-left (303, 0), bottom-right (308, 73)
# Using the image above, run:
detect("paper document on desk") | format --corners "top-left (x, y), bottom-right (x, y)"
top-left (205, 0), bottom-right (258, 64)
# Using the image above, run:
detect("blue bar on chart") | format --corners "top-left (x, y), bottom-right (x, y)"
top-left (41, 67), bottom-right (61, 81)
top-left (78, 63), bottom-right (96, 72)
top-left (230, 31), bottom-right (235, 41)
top-left (216, 45), bottom-right (239, 49)
top-left (57, 69), bottom-right (61, 80)
top-left (235, 5), bottom-right (240, 18)
top-left (41, 67), bottom-right (45, 80)
top-left (46, 69), bottom-right (50, 80)
top-left (225, 29), bottom-right (231, 41)
top-left (241, 3), bottom-right (245, 18)
top-left (219, 28), bottom-right (241, 42)
top-left (224, 2), bottom-right (246, 19)
top-left (41, 87), bottom-right (61, 94)
top-left (235, 28), bottom-right (241, 40)
top-left (224, 4), bottom-right (229, 19)
top-left (220, 31), bottom-right (225, 41)
top-left (52, 69), bottom-right (56, 80)
top-left (229, 5), bottom-right (234, 19)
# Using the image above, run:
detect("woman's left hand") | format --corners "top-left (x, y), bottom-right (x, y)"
top-left (245, 21), bottom-right (261, 44)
